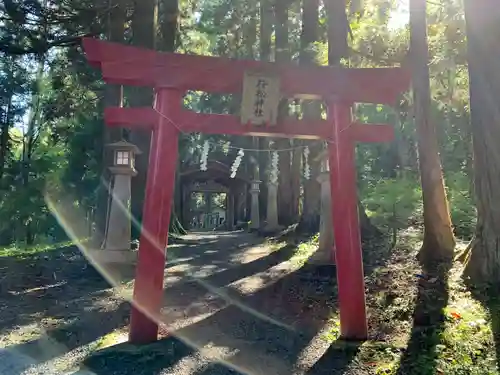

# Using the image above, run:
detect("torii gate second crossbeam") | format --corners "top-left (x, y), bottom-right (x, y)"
top-left (82, 37), bottom-right (410, 344)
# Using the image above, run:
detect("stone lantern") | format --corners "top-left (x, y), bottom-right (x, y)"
top-left (263, 178), bottom-right (281, 233)
top-left (104, 140), bottom-right (141, 253)
top-left (309, 158), bottom-right (335, 265)
top-left (249, 180), bottom-right (261, 230)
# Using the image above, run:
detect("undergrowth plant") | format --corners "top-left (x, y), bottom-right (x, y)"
top-left (362, 177), bottom-right (421, 247)
top-left (362, 175), bottom-right (476, 243)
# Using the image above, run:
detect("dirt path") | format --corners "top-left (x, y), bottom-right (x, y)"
top-left (0, 231), bottom-right (369, 375)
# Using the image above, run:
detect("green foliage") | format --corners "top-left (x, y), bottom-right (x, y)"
top-left (321, 317), bottom-right (341, 342)
top-left (292, 234), bottom-right (319, 266)
top-left (361, 173), bottom-right (476, 241)
top-left (446, 171), bottom-right (476, 239)
top-left (362, 177), bottom-right (422, 233)
top-left (0, 240), bottom-right (73, 258)
top-left (0, 0), bottom-right (478, 251)
top-left (0, 141), bottom-right (70, 245)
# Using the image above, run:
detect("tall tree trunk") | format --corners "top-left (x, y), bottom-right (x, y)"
top-left (0, 92), bottom-right (13, 182)
top-left (326, 0), bottom-right (349, 67)
top-left (159, 0), bottom-right (182, 233)
top-left (22, 55), bottom-right (45, 245)
top-left (258, 0), bottom-right (273, 219)
top-left (244, 7), bottom-right (262, 222)
top-left (95, 0), bottom-right (126, 246)
top-left (290, 141), bottom-right (302, 222)
top-left (274, 0), bottom-right (294, 225)
top-left (394, 100), bottom-right (418, 174)
top-left (297, 0), bottom-right (321, 232)
top-left (260, 0), bottom-right (272, 60)
top-left (129, 0), bottom-right (157, 237)
top-left (158, 0), bottom-right (178, 52)
top-left (410, 0), bottom-right (455, 261)
top-left (277, 146), bottom-right (293, 225)
top-left (463, 0), bottom-right (500, 282)
top-left (326, 0), bottom-right (378, 235)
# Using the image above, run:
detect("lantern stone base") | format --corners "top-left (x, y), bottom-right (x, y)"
top-left (309, 171), bottom-right (335, 265)
top-left (105, 174), bottom-right (133, 252)
top-left (264, 182), bottom-right (280, 233)
top-left (249, 181), bottom-right (261, 231)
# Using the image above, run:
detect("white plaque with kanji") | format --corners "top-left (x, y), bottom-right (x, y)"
top-left (240, 72), bottom-right (280, 126)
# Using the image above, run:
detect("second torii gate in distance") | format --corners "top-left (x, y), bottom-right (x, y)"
top-left (83, 37), bottom-right (410, 344)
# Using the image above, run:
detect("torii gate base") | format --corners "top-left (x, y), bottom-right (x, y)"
top-left (83, 38), bottom-right (410, 344)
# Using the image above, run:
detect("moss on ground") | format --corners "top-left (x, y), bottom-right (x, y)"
top-left (318, 232), bottom-right (498, 375)
top-left (0, 240), bottom-right (74, 258)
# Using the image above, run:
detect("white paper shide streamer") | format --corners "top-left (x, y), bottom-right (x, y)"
top-left (200, 140), bottom-right (209, 171)
top-left (230, 149), bottom-right (244, 178)
top-left (270, 151), bottom-right (279, 184)
top-left (303, 146), bottom-right (310, 180)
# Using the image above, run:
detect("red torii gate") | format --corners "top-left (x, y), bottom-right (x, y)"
top-left (82, 37), bottom-right (410, 344)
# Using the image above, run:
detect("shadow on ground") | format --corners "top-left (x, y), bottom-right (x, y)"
top-left (161, 242), bottom-right (298, 312)
top-left (0, 302), bottom-right (130, 374)
top-left (303, 342), bottom-right (361, 375)
top-left (81, 231), bottom-right (396, 375)
top-left (395, 258), bottom-right (452, 375)
top-left (83, 337), bottom-right (195, 375)
top-left (0, 245), bottom-right (114, 333)
top-left (164, 231), bottom-right (268, 271)
top-left (1, 230), bottom-right (398, 375)
top-left (467, 283), bottom-right (500, 374)
top-left (82, 263), bottom-right (355, 375)
top-left (0, 233), bottom-right (260, 336)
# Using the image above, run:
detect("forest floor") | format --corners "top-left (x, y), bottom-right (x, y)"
top-left (0, 229), bottom-right (499, 375)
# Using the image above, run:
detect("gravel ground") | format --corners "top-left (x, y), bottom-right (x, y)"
top-left (0, 232), bottom-right (378, 375)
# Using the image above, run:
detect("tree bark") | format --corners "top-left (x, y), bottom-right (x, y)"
top-left (22, 55), bottom-right (45, 245)
top-left (290, 141), bottom-right (302, 222)
top-left (129, 0), bottom-right (157, 237)
top-left (258, 138), bottom-right (269, 220)
top-left (463, 0), bottom-right (500, 282)
top-left (243, 6), bottom-right (262, 224)
top-left (326, 0), bottom-right (349, 67)
top-left (410, 0), bottom-right (455, 261)
top-left (298, 125), bottom-right (321, 232)
top-left (274, 0), bottom-right (294, 225)
top-left (0, 91), bottom-right (13, 182)
top-left (158, 0), bottom-right (178, 52)
top-left (95, 0), bottom-right (126, 246)
top-left (297, 0), bottom-right (321, 233)
top-left (277, 148), bottom-right (293, 225)
top-left (260, 0), bottom-right (273, 61)
top-left (258, 0), bottom-right (273, 219)
top-left (325, 0), bottom-right (381, 237)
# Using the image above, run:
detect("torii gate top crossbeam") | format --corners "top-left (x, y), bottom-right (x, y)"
top-left (82, 38), bottom-right (409, 105)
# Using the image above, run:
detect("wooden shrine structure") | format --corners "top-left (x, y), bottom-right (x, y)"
top-left (180, 161), bottom-right (250, 231)
top-left (82, 37), bottom-right (410, 344)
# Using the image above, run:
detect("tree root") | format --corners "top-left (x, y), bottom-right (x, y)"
top-left (456, 238), bottom-right (474, 264)
top-left (169, 211), bottom-right (187, 235)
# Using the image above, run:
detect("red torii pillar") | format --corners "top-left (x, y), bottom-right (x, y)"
top-left (82, 38), bottom-right (410, 343)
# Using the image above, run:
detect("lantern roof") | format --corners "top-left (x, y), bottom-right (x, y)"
top-left (106, 140), bottom-right (142, 154)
